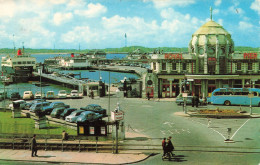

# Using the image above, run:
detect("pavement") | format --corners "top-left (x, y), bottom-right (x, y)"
top-left (0, 149), bottom-right (150, 164)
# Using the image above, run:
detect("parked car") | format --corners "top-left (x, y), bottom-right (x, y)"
top-left (176, 95), bottom-right (202, 105)
top-left (76, 111), bottom-right (103, 123)
top-left (65, 110), bottom-right (84, 123)
top-left (10, 92), bottom-right (19, 101)
top-left (29, 102), bottom-right (51, 113)
top-left (23, 91), bottom-right (34, 100)
top-left (35, 91), bottom-right (45, 99)
top-left (50, 107), bottom-right (66, 118)
top-left (44, 102), bottom-right (70, 115)
top-left (60, 108), bottom-right (77, 120)
top-left (58, 90), bottom-right (67, 99)
top-left (70, 90), bottom-right (79, 98)
top-left (9, 100), bottom-right (26, 110)
top-left (46, 91), bottom-right (55, 99)
top-left (24, 99), bottom-right (46, 110)
top-left (80, 104), bottom-right (106, 115)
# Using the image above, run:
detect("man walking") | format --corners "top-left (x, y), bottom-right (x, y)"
top-left (162, 138), bottom-right (166, 157)
top-left (31, 134), bottom-right (38, 157)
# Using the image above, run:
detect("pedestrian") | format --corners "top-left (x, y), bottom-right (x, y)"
top-left (147, 92), bottom-right (150, 100)
top-left (62, 130), bottom-right (68, 140)
top-left (195, 95), bottom-right (199, 107)
top-left (162, 138), bottom-right (166, 157)
top-left (90, 89), bottom-right (94, 99)
top-left (165, 136), bottom-right (174, 157)
top-left (192, 95), bottom-right (195, 107)
top-left (31, 134), bottom-right (38, 157)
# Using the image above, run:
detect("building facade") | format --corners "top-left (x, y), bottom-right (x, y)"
top-left (143, 18), bottom-right (260, 99)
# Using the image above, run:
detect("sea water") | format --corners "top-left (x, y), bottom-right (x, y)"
top-left (0, 53), bottom-right (139, 97)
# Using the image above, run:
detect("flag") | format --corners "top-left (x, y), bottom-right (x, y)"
top-left (125, 33), bottom-right (127, 38)
top-left (17, 49), bottom-right (22, 56)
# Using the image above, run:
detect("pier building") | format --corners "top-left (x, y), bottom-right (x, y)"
top-left (143, 10), bottom-right (260, 99)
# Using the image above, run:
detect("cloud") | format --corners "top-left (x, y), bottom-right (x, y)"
top-left (251, 0), bottom-right (260, 15)
top-left (238, 21), bottom-right (253, 30)
top-left (74, 3), bottom-right (107, 18)
top-left (213, 9), bottom-right (219, 15)
top-left (144, 0), bottom-right (195, 8)
top-left (53, 12), bottom-right (73, 26)
top-left (214, 0), bottom-right (222, 6)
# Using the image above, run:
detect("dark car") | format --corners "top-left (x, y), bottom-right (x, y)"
top-left (80, 104), bottom-right (106, 115)
top-left (10, 92), bottom-right (21, 101)
top-left (176, 96), bottom-right (203, 105)
top-left (24, 99), bottom-right (47, 110)
top-left (76, 111), bottom-right (103, 123)
top-left (44, 101), bottom-right (70, 115)
top-left (60, 108), bottom-right (77, 120)
top-left (50, 107), bottom-right (66, 118)
top-left (29, 102), bottom-right (51, 113)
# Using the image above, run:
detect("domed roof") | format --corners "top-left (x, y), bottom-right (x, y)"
top-left (193, 20), bottom-right (230, 36)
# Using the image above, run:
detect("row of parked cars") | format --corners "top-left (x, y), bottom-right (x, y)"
top-left (12, 99), bottom-right (107, 124)
top-left (10, 90), bottom-right (80, 101)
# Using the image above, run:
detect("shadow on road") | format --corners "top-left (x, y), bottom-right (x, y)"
top-left (36, 155), bottom-right (56, 158)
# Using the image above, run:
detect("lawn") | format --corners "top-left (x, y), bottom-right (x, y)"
top-left (0, 111), bottom-right (77, 136)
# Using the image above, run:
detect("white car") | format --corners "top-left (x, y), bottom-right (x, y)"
top-left (70, 90), bottom-right (79, 98)
top-left (65, 110), bottom-right (84, 123)
top-left (58, 90), bottom-right (67, 99)
top-left (35, 91), bottom-right (45, 99)
top-left (23, 91), bottom-right (34, 100)
top-left (9, 100), bottom-right (26, 110)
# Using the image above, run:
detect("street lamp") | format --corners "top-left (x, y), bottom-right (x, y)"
top-left (182, 79), bottom-right (189, 114)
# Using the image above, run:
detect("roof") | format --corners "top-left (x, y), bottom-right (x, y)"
top-left (193, 20), bottom-right (230, 35)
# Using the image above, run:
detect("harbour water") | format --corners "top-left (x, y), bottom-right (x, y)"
top-left (0, 53), bottom-right (139, 97)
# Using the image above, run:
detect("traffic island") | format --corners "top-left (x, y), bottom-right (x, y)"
top-left (187, 108), bottom-right (252, 118)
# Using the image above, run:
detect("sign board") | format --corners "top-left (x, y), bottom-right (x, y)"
top-left (182, 93), bottom-right (188, 98)
top-left (248, 93), bottom-right (254, 98)
top-left (79, 126), bottom-right (84, 134)
top-left (90, 126), bottom-right (95, 135)
top-left (101, 127), bottom-right (106, 135)
top-left (111, 111), bottom-right (124, 121)
top-left (187, 79), bottom-right (194, 81)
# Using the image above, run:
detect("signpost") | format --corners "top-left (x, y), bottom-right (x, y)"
top-left (111, 103), bottom-right (124, 154)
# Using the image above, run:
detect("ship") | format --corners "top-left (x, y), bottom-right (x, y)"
top-left (1, 48), bottom-right (36, 83)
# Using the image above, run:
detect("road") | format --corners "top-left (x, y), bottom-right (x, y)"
top-left (5, 96), bottom-right (259, 164)
top-left (59, 96), bottom-right (260, 164)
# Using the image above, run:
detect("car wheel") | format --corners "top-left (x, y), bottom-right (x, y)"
top-left (224, 100), bottom-right (231, 106)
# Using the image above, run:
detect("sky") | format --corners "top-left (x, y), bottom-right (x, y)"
top-left (0, 0), bottom-right (259, 49)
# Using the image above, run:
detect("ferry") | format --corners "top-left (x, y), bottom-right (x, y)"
top-left (1, 48), bottom-right (36, 83)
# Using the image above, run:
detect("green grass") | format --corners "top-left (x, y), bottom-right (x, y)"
top-left (0, 111), bottom-right (77, 136)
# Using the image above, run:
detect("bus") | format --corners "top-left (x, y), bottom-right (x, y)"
top-left (210, 88), bottom-right (260, 106)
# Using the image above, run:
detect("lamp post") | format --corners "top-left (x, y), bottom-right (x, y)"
top-left (182, 79), bottom-right (189, 114)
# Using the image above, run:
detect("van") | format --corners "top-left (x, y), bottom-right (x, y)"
top-left (46, 91), bottom-right (55, 99)
top-left (23, 91), bottom-right (34, 100)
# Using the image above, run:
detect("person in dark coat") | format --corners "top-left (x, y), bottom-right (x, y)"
top-left (165, 136), bottom-right (174, 156)
top-left (162, 138), bottom-right (166, 157)
top-left (195, 95), bottom-right (199, 107)
top-left (192, 95), bottom-right (195, 107)
top-left (31, 134), bottom-right (38, 157)
top-left (147, 92), bottom-right (150, 100)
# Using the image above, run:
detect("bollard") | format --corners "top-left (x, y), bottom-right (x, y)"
top-left (95, 136), bottom-right (98, 153)
top-left (78, 139), bottom-right (81, 152)
top-left (45, 138), bottom-right (47, 151)
top-left (62, 139), bottom-right (64, 152)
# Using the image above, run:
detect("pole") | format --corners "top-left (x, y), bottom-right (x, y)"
top-left (115, 121), bottom-right (119, 154)
top-left (184, 79), bottom-right (187, 114)
top-left (108, 71), bottom-right (110, 133)
top-left (250, 81), bottom-right (252, 115)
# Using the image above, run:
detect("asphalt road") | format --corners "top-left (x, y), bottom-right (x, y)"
top-left (57, 96), bottom-right (260, 164)
top-left (6, 96), bottom-right (259, 164)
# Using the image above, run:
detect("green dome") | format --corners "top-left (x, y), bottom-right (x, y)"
top-left (193, 20), bottom-right (230, 36)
